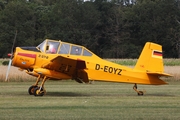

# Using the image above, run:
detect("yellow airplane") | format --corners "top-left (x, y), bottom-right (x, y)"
top-left (6, 39), bottom-right (172, 96)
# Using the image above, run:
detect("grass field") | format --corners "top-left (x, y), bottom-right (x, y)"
top-left (0, 61), bottom-right (180, 119)
top-left (0, 81), bottom-right (180, 120)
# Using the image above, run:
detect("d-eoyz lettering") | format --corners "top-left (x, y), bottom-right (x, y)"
top-left (95, 64), bottom-right (122, 75)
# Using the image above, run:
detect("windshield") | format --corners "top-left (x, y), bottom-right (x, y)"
top-left (37, 39), bottom-right (93, 56)
top-left (37, 40), bottom-right (60, 54)
top-left (37, 40), bottom-right (46, 52)
top-left (46, 41), bottom-right (60, 54)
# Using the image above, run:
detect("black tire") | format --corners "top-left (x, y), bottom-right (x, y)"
top-left (34, 87), bottom-right (44, 96)
top-left (138, 91), bottom-right (144, 96)
top-left (28, 86), bottom-right (38, 95)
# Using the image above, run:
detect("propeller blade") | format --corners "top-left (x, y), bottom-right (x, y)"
top-left (5, 30), bottom-right (17, 82)
top-left (5, 59), bottom-right (12, 82)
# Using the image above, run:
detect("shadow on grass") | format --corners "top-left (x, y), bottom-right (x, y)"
top-left (46, 92), bottom-right (90, 97)
top-left (45, 91), bottom-right (176, 97)
top-left (145, 93), bottom-right (176, 97)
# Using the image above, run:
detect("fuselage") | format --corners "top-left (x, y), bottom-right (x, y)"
top-left (12, 40), bottom-right (167, 85)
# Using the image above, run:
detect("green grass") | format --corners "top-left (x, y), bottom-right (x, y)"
top-left (0, 58), bottom-right (8, 65)
top-left (107, 58), bottom-right (180, 66)
top-left (0, 81), bottom-right (180, 120)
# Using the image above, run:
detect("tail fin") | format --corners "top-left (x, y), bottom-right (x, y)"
top-left (134, 42), bottom-right (165, 74)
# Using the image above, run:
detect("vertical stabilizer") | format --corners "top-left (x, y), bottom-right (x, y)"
top-left (134, 42), bottom-right (164, 73)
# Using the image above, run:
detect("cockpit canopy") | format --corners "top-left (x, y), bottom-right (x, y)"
top-left (37, 39), bottom-right (93, 56)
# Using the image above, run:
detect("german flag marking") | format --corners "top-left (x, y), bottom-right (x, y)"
top-left (152, 51), bottom-right (162, 59)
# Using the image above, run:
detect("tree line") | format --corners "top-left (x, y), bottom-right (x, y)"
top-left (0, 0), bottom-right (180, 58)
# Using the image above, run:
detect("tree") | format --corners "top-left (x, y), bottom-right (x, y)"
top-left (123, 0), bottom-right (180, 57)
top-left (0, 0), bottom-right (180, 58)
top-left (0, 1), bottom-right (36, 57)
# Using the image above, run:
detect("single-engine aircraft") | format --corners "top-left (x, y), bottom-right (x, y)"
top-left (6, 39), bottom-right (172, 96)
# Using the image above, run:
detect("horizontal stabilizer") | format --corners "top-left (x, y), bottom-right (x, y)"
top-left (147, 72), bottom-right (173, 77)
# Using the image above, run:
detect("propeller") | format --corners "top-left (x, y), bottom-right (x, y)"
top-left (5, 30), bottom-right (17, 82)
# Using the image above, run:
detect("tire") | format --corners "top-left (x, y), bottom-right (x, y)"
top-left (138, 91), bottom-right (144, 96)
top-left (34, 87), bottom-right (44, 96)
top-left (28, 86), bottom-right (38, 95)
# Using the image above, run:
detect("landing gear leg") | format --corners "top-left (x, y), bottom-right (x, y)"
top-left (133, 84), bottom-right (144, 96)
top-left (28, 75), bottom-right (41, 95)
top-left (34, 76), bottom-right (47, 96)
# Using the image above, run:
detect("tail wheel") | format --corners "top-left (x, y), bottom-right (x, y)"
top-left (28, 86), bottom-right (38, 95)
top-left (138, 91), bottom-right (144, 96)
top-left (133, 84), bottom-right (144, 96)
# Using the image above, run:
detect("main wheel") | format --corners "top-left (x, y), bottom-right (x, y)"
top-left (34, 87), bottom-right (44, 96)
top-left (28, 86), bottom-right (38, 95)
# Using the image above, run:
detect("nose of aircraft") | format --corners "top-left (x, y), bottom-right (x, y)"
top-left (7, 47), bottom-right (16, 59)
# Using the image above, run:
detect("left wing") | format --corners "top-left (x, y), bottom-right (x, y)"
top-left (43, 56), bottom-right (89, 83)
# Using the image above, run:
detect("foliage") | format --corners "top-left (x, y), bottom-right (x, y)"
top-left (2, 60), bottom-right (8, 65)
top-left (0, 0), bottom-right (180, 58)
top-left (0, 58), bottom-right (8, 65)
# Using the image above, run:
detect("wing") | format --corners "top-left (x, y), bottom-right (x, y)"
top-left (43, 56), bottom-right (89, 83)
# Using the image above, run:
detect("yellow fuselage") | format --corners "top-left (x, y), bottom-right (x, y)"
top-left (12, 47), bottom-right (166, 85)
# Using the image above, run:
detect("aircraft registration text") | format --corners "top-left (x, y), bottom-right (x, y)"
top-left (38, 54), bottom-right (49, 59)
top-left (95, 64), bottom-right (122, 75)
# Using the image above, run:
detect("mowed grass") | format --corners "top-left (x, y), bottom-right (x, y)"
top-left (0, 81), bottom-right (180, 120)
top-left (0, 65), bottom-right (180, 119)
